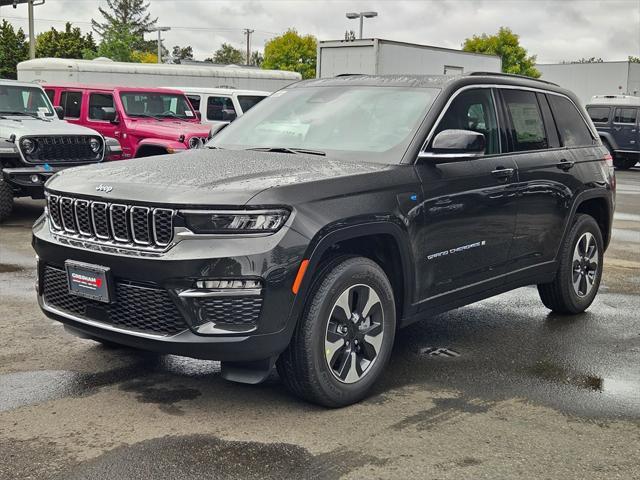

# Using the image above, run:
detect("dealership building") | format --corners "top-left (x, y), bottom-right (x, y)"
top-left (537, 60), bottom-right (640, 105)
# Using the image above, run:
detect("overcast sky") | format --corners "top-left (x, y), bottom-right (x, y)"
top-left (1, 0), bottom-right (639, 64)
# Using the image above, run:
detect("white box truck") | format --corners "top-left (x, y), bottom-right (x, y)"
top-left (18, 58), bottom-right (301, 92)
top-left (317, 38), bottom-right (501, 78)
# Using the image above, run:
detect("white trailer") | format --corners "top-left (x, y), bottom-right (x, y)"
top-left (537, 61), bottom-right (640, 105)
top-left (17, 58), bottom-right (301, 92)
top-left (317, 38), bottom-right (501, 78)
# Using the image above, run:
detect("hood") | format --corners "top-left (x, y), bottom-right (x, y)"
top-left (45, 148), bottom-right (389, 206)
top-left (127, 119), bottom-right (211, 141)
top-left (0, 116), bottom-right (102, 139)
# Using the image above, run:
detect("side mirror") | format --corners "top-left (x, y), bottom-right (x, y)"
top-left (221, 109), bottom-right (237, 122)
top-left (101, 107), bottom-right (118, 123)
top-left (419, 129), bottom-right (485, 163)
top-left (54, 106), bottom-right (64, 120)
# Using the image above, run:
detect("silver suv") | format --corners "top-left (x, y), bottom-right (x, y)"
top-left (0, 79), bottom-right (106, 222)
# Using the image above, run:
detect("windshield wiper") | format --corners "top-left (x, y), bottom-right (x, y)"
top-left (130, 113), bottom-right (162, 120)
top-left (0, 111), bottom-right (50, 120)
top-left (246, 146), bottom-right (326, 156)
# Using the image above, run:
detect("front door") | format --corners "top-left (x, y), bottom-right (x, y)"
top-left (413, 87), bottom-right (518, 303)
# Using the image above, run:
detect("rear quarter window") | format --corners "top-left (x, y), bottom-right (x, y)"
top-left (587, 106), bottom-right (611, 124)
top-left (613, 108), bottom-right (637, 124)
top-left (548, 95), bottom-right (594, 147)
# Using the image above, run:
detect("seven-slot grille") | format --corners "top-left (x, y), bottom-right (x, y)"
top-left (47, 194), bottom-right (174, 249)
top-left (19, 136), bottom-right (102, 164)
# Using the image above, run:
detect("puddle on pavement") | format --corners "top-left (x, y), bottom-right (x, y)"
top-left (119, 377), bottom-right (202, 416)
top-left (0, 263), bottom-right (24, 273)
top-left (54, 434), bottom-right (387, 480)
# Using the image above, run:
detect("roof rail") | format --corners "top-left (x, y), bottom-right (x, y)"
top-left (467, 71), bottom-right (558, 86)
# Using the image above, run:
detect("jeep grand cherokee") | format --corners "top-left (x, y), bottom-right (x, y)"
top-left (33, 73), bottom-right (615, 407)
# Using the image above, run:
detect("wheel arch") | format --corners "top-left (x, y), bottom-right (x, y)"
top-left (567, 191), bottom-right (613, 251)
top-left (598, 132), bottom-right (618, 151)
top-left (290, 221), bottom-right (415, 327)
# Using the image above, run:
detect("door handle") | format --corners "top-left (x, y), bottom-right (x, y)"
top-left (491, 167), bottom-right (515, 179)
top-left (556, 159), bottom-right (575, 171)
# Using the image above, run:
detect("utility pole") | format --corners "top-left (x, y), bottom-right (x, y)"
top-left (244, 28), bottom-right (254, 66)
top-left (0, 0), bottom-right (44, 59)
top-left (149, 26), bottom-right (171, 63)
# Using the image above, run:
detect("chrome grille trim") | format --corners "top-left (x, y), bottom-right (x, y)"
top-left (46, 194), bottom-right (175, 252)
top-left (74, 199), bottom-right (92, 237)
top-left (109, 204), bottom-right (130, 243)
top-left (130, 206), bottom-right (151, 245)
top-left (152, 208), bottom-right (175, 247)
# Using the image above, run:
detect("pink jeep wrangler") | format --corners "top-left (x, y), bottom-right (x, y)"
top-left (44, 84), bottom-right (211, 159)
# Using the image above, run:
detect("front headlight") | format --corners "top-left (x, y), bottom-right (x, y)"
top-left (21, 138), bottom-right (37, 154)
top-left (181, 209), bottom-right (290, 234)
top-left (89, 138), bottom-right (102, 154)
top-left (188, 137), bottom-right (204, 149)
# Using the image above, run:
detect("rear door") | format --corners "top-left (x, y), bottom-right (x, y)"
top-left (503, 89), bottom-right (585, 272)
top-left (612, 107), bottom-right (639, 152)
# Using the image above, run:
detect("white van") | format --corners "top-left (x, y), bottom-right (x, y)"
top-left (171, 87), bottom-right (269, 126)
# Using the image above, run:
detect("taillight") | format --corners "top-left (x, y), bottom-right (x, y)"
top-left (603, 153), bottom-right (614, 168)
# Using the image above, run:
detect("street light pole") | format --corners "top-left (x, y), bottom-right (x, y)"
top-left (345, 11), bottom-right (378, 39)
top-left (244, 28), bottom-right (254, 66)
top-left (149, 26), bottom-right (171, 63)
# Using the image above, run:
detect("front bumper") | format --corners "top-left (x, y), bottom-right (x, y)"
top-left (33, 216), bottom-right (310, 362)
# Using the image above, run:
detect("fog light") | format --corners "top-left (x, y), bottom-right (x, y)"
top-left (195, 279), bottom-right (262, 289)
top-left (30, 174), bottom-right (41, 183)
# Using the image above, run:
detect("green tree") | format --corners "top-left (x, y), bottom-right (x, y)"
top-left (262, 29), bottom-right (317, 79)
top-left (91, 0), bottom-right (157, 38)
top-left (462, 27), bottom-right (540, 78)
top-left (212, 43), bottom-right (244, 64)
top-left (93, 23), bottom-right (140, 62)
top-left (249, 50), bottom-right (263, 67)
top-left (0, 20), bottom-right (28, 79)
top-left (629, 56), bottom-right (640, 63)
top-left (171, 45), bottom-right (194, 64)
top-left (36, 22), bottom-right (97, 59)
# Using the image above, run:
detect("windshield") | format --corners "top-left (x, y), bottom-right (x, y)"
top-left (210, 86), bottom-right (440, 163)
top-left (120, 92), bottom-right (196, 119)
top-left (0, 85), bottom-right (54, 117)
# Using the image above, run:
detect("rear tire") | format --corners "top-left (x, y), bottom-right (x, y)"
top-left (0, 177), bottom-right (14, 223)
top-left (537, 214), bottom-right (603, 314)
top-left (277, 256), bottom-right (396, 407)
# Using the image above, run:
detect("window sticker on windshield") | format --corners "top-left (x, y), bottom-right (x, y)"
top-left (256, 122), bottom-right (309, 137)
top-left (185, 110), bottom-right (194, 117)
top-left (271, 90), bottom-right (287, 98)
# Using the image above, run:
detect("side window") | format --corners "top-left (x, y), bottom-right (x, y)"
top-left (502, 90), bottom-right (548, 151)
top-left (60, 91), bottom-right (82, 118)
top-left (88, 93), bottom-right (114, 121)
top-left (207, 96), bottom-right (236, 121)
top-left (614, 108), bottom-right (637, 124)
top-left (548, 95), bottom-right (594, 147)
top-left (432, 88), bottom-right (500, 154)
top-left (44, 89), bottom-right (55, 103)
top-left (187, 94), bottom-right (201, 111)
top-left (587, 106), bottom-right (610, 124)
top-left (237, 95), bottom-right (266, 113)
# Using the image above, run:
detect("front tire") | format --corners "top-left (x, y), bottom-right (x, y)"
top-left (538, 214), bottom-right (604, 314)
top-left (277, 256), bottom-right (396, 407)
top-left (0, 177), bottom-right (14, 223)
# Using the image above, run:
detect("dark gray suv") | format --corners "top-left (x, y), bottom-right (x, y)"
top-left (586, 95), bottom-right (640, 170)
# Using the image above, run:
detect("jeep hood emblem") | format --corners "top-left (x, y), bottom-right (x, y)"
top-left (96, 184), bottom-right (113, 193)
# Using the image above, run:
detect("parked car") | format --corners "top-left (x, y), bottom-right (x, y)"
top-left (44, 84), bottom-right (211, 158)
top-left (172, 87), bottom-right (269, 126)
top-left (586, 94), bottom-right (639, 170)
top-left (0, 79), bottom-right (107, 222)
top-left (34, 73), bottom-right (615, 407)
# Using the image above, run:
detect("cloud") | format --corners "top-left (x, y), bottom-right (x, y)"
top-left (2, 0), bottom-right (638, 63)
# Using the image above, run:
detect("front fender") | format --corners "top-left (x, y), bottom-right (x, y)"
top-left (597, 131), bottom-right (618, 150)
top-left (135, 138), bottom-right (187, 156)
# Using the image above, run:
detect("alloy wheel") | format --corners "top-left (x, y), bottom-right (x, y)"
top-left (572, 232), bottom-right (599, 298)
top-left (324, 284), bottom-right (384, 384)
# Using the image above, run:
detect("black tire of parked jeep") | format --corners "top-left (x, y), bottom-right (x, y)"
top-left (537, 214), bottom-right (604, 314)
top-left (277, 256), bottom-right (396, 407)
top-left (0, 177), bottom-right (14, 223)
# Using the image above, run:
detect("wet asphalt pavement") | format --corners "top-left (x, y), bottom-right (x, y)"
top-left (0, 170), bottom-right (639, 479)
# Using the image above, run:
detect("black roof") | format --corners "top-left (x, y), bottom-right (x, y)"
top-left (290, 72), bottom-right (567, 95)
